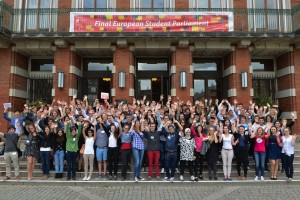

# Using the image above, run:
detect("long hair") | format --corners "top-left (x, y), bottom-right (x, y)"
top-left (133, 120), bottom-right (141, 133)
top-left (56, 129), bottom-right (65, 143)
top-left (195, 125), bottom-right (204, 137)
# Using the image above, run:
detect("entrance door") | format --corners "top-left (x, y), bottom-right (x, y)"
top-left (136, 59), bottom-right (169, 101)
top-left (86, 78), bottom-right (111, 104)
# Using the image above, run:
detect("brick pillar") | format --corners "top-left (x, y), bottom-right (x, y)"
top-left (171, 46), bottom-right (193, 102)
top-left (276, 49), bottom-right (298, 133)
top-left (293, 48), bottom-right (300, 134)
top-left (0, 47), bottom-right (29, 129)
top-left (54, 47), bottom-right (81, 102)
top-left (112, 46), bottom-right (135, 103)
top-left (224, 47), bottom-right (252, 105)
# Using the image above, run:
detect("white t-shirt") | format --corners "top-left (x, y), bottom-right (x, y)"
top-left (84, 137), bottom-right (95, 155)
top-left (282, 135), bottom-right (294, 155)
top-left (222, 134), bottom-right (233, 150)
top-left (108, 133), bottom-right (117, 148)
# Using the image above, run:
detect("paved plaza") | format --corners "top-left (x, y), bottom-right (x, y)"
top-left (0, 181), bottom-right (299, 200)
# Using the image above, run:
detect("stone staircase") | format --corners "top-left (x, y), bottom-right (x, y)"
top-left (1, 136), bottom-right (300, 181)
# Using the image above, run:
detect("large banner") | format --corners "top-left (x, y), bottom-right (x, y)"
top-left (70, 12), bottom-right (233, 32)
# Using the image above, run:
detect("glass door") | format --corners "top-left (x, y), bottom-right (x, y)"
top-left (194, 79), bottom-right (218, 100)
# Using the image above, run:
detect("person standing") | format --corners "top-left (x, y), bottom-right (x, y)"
top-left (119, 123), bottom-right (132, 181)
top-left (268, 126), bottom-right (281, 180)
top-left (1, 124), bottom-right (22, 180)
top-left (280, 127), bottom-right (296, 181)
top-left (82, 122), bottom-right (96, 181)
top-left (39, 125), bottom-right (55, 180)
top-left (53, 129), bottom-right (66, 179)
top-left (206, 127), bottom-right (219, 180)
top-left (65, 121), bottom-right (82, 180)
top-left (179, 128), bottom-right (196, 182)
top-left (219, 125), bottom-right (235, 181)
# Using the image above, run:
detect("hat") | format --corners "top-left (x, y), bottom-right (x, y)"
top-left (8, 125), bottom-right (16, 130)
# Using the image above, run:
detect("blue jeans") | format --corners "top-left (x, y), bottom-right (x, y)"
top-left (54, 150), bottom-right (65, 173)
top-left (254, 151), bottom-right (266, 177)
top-left (132, 148), bottom-right (144, 177)
top-left (66, 152), bottom-right (78, 179)
top-left (40, 151), bottom-right (51, 175)
top-left (160, 141), bottom-right (166, 169)
top-left (165, 152), bottom-right (177, 178)
top-left (283, 154), bottom-right (294, 178)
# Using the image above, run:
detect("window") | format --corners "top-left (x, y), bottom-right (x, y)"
top-left (247, 0), bottom-right (292, 32)
top-left (131, 0), bottom-right (175, 11)
top-left (73, 0), bottom-right (116, 9)
top-left (138, 62), bottom-right (168, 71)
top-left (87, 62), bottom-right (113, 71)
top-left (194, 79), bottom-right (218, 100)
top-left (192, 59), bottom-right (221, 71)
top-left (31, 59), bottom-right (54, 71)
top-left (189, 0), bottom-right (233, 9)
top-left (252, 59), bottom-right (276, 100)
top-left (14, 0), bottom-right (58, 32)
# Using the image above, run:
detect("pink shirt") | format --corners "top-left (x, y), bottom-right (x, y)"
top-left (191, 125), bottom-right (206, 152)
top-left (254, 136), bottom-right (266, 152)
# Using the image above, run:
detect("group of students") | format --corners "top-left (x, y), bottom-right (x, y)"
top-left (0, 95), bottom-right (297, 182)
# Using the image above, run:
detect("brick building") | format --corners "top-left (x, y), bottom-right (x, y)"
top-left (0, 0), bottom-right (300, 132)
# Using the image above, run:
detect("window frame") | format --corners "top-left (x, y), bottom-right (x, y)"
top-left (189, 0), bottom-right (233, 10)
top-left (131, 0), bottom-right (175, 11)
top-left (73, 0), bottom-right (116, 9)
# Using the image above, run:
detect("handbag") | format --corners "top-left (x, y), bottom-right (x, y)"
top-left (80, 144), bottom-right (85, 154)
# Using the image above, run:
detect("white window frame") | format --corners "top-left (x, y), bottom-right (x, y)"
top-left (72, 0), bottom-right (116, 9)
top-left (130, 0), bottom-right (175, 11)
top-left (189, 0), bottom-right (233, 10)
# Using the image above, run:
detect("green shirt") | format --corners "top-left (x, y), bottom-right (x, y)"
top-left (65, 122), bottom-right (82, 152)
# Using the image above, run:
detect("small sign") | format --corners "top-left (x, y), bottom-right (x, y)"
top-left (3, 103), bottom-right (12, 109)
top-left (101, 92), bottom-right (109, 100)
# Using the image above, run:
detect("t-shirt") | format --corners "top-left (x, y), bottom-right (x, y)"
top-left (84, 137), bottom-right (95, 154)
top-left (254, 136), bottom-right (266, 152)
top-left (4, 133), bottom-right (19, 153)
top-left (222, 134), bottom-right (233, 150)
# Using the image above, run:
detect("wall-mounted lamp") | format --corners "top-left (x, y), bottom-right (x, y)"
top-left (180, 71), bottom-right (187, 88)
top-left (58, 71), bottom-right (64, 88)
top-left (119, 71), bottom-right (126, 88)
top-left (241, 71), bottom-right (248, 88)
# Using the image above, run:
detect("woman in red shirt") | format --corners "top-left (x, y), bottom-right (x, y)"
top-left (251, 127), bottom-right (269, 181)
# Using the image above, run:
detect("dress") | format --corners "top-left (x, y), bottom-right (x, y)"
top-left (268, 135), bottom-right (281, 160)
top-left (23, 135), bottom-right (40, 158)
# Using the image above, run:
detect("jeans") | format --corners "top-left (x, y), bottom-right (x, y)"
top-left (66, 152), bottom-right (78, 179)
top-left (194, 152), bottom-right (204, 177)
top-left (160, 141), bottom-right (166, 169)
top-left (254, 151), bottom-right (266, 177)
top-left (54, 150), bottom-right (65, 173)
top-left (221, 149), bottom-right (234, 177)
top-left (40, 151), bottom-right (51, 175)
top-left (108, 147), bottom-right (119, 176)
top-left (147, 150), bottom-right (160, 177)
top-left (283, 154), bottom-right (294, 178)
top-left (165, 152), bottom-right (177, 178)
top-left (236, 148), bottom-right (249, 177)
top-left (132, 148), bottom-right (144, 177)
top-left (121, 149), bottom-right (131, 178)
top-left (4, 152), bottom-right (19, 177)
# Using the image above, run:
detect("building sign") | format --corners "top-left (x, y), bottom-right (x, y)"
top-left (70, 12), bottom-right (233, 33)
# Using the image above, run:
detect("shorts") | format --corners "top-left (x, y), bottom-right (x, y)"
top-left (96, 148), bottom-right (108, 161)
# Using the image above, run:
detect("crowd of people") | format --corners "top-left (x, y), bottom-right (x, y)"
top-left (0, 95), bottom-right (297, 182)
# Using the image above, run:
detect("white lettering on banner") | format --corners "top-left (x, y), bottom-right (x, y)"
top-left (172, 21), bottom-right (209, 26)
top-left (94, 20), bottom-right (209, 27)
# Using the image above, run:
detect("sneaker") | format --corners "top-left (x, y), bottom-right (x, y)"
top-left (44, 175), bottom-right (49, 180)
top-left (161, 168), bottom-right (165, 173)
top-left (86, 176), bottom-right (91, 181)
top-left (72, 177), bottom-right (76, 180)
top-left (135, 177), bottom-right (139, 182)
top-left (199, 176), bottom-right (203, 180)
top-left (223, 178), bottom-right (228, 181)
top-left (209, 177), bottom-right (212, 180)
top-left (214, 177), bottom-right (218, 180)
top-left (288, 178), bottom-right (293, 182)
top-left (156, 176), bottom-right (160, 180)
top-left (148, 176), bottom-right (152, 180)
top-left (163, 177), bottom-right (169, 181)
top-left (190, 176), bottom-right (195, 181)
top-left (109, 175), bottom-right (113, 180)
top-left (114, 175), bottom-right (117, 180)
top-left (180, 175), bottom-right (184, 181)
top-left (138, 176), bottom-right (145, 181)
top-left (170, 177), bottom-right (174, 182)
top-left (66, 177), bottom-right (71, 181)
top-left (3, 176), bottom-right (10, 181)
top-left (194, 177), bottom-right (199, 182)
top-left (254, 176), bottom-right (259, 181)
top-left (227, 178), bottom-right (232, 181)
top-left (260, 176), bottom-right (264, 181)
top-left (83, 176), bottom-right (87, 181)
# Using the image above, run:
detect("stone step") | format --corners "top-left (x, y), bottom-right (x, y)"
top-left (0, 169), bottom-right (299, 179)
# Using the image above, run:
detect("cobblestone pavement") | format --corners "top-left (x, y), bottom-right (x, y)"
top-left (1, 183), bottom-right (300, 200)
